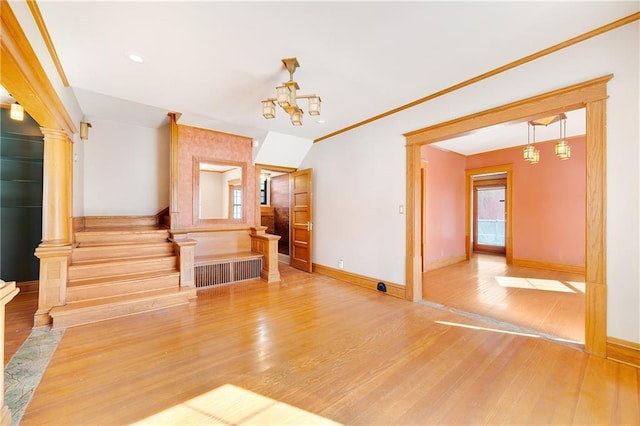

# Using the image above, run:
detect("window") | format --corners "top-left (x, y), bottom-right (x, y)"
top-left (231, 186), bottom-right (242, 219)
top-left (227, 179), bottom-right (242, 220)
top-left (260, 177), bottom-right (268, 205)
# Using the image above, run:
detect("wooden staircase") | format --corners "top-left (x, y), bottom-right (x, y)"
top-left (50, 216), bottom-right (192, 329)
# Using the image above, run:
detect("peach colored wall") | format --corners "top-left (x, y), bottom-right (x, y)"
top-left (421, 145), bottom-right (467, 263)
top-left (466, 136), bottom-right (586, 266)
top-left (177, 125), bottom-right (256, 230)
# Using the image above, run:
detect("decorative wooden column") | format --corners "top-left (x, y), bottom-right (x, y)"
top-left (250, 226), bottom-right (281, 283)
top-left (405, 143), bottom-right (422, 302)
top-left (585, 97), bottom-right (607, 357)
top-left (171, 235), bottom-right (197, 299)
top-left (34, 128), bottom-right (73, 327)
top-left (1, 280), bottom-right (19, 425)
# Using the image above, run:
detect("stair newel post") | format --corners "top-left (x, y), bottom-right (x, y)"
top-left (171, 235), bottom-right (197, 297)
top-left (250, 227), bottom-right (281, 284)
top-left (168, 112), bottom-right (180, 230)
top-left (34, 128), bottom-right (73, 327)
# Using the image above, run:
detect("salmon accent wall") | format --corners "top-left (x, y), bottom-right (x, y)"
top-left (421, 145), bottom-right (466, 263)
top-left (176, 125), bottom-right (256, 230)
top-left (466, 135), bottom-right (586, 267)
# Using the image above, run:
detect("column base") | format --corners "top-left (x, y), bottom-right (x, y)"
top-left (34, 244), bottom-right (72, 328)
top-left (34, 308), bottom-right (54, 327)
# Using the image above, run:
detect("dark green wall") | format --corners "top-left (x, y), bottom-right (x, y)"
top-left (0, 107), bottom-right (43, 282)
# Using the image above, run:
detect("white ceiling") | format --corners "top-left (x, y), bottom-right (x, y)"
top-left (21, 2), bottom-right (638, 153)
top-left (435, 108), bottom-right (585, 155)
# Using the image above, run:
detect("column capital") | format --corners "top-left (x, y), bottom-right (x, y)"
top-left (40, 127), bottom-right (72, 142)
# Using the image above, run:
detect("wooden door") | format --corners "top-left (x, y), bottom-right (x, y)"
top-left (290, 168), bottom-right (313, 272)
top-left (472, 178), bottom-right (507, 255)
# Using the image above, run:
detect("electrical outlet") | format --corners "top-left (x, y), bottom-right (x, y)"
top-left (338, 259), bottom-right (344, 269)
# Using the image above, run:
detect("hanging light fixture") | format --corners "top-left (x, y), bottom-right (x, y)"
top-left (524, 113), bottom-right (570, 164)
top-left (555, 117), bottom-right (571, 160)
top-left (523, 122), bottom-right (540, 164)
top-left (10, 102), bottom-right (24, 121)
top-left (261, 58), bottom-right (321, 126)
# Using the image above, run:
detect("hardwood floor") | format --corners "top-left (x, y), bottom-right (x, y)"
top-left (5, 290), bottom-right (38, 365)
top-left (8, 265), bottom-right (639, 425)
top-left (423, 253), bottom-right (585, 343)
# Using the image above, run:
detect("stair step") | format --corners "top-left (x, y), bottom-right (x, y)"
top-left (71, 241), bottom-right (174, 263)
top-left (67, 270), bottom-right (180, 302)
top-left (83, 215), bottom-right (160, 229)
top-left (50, 288), bottom-right (192, 330)
top-left (75, 228), bottom-right (170, 246)
top-left (69, 256), bottom-right (178, 281)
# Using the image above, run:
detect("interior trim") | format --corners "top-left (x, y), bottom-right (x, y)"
top-left (405, 76), bottom-right (610, 357)
top-left (465, 164), bottom-right (513, 264)
top-left (405, 75), bottom-right (610, 143)
top-left (607, 337), bottom-right (640, 368)
top-left (512, 258), bottom-right (585, 274)
top-left (424, 254), bottom-right (466, 273)
top-left (254, 164), bottom-right (297, 173)
top-left (313, 263), bottom-right (405, 299)
top-left (0, 0), bottom-right (76, 135)
top-left (26, 0), bottom-right (70, 87)
top-left (314, 12), bottom-right (639, 144)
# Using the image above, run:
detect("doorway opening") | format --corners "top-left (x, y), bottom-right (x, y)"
top-left (259, 168), bottom-right (292, 264)
top-left (405, 76), bottom-right (610, 355)
top-left (473, 174), bottom-right (506, 255)
top-left (256, 165), bottom-right (314, 273)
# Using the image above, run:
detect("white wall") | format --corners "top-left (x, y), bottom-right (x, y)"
top-left (300, 22), bottom-right (640, 343)
top-left (253, 131), bottom-right (313, 168)
top-left (200, 171), bottom-right (224, 218)
top-left (73, 139), bottom-right (85, 216)
top-left (299, 119), bottom-right (406, 284)
top-left (82, 117), bottom-right (170, 216)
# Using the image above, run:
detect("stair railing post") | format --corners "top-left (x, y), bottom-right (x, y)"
top-left (171, 234), bottom-right (197, 298)
top-left (250, 227), bottom-right (281, 284)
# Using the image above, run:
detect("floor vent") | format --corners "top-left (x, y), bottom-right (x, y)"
top-left (195, 257), bottom-right (262, 289)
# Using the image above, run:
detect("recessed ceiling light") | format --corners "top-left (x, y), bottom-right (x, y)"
top-left (316, 119), bottom-right (326, 124)
top-left (127, 52), bottom-right (145, 63)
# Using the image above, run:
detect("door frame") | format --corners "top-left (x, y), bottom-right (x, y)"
top-left (404, 75), bottom-right (611, 356)
top-left (466, 166), bottom-right (512, 262)
top-left (254, 163), bottom-right (298, 263)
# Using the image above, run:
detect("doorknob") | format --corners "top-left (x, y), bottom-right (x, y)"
top-left (306, 221), bottom-right (313, 231)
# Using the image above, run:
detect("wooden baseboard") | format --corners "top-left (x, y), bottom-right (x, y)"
top-left (607, 337), bottom-right (640, 368)
top-left (17, 280), bottom-right (39, 293)
top-left (512, 258), bottom-right (585, 274)
top-left (312, 263), bottom-right (405, 299)
top-left (425, 254), bottom-right (466, 272)
top-left (156, 207), bottom-right (170, 228)
top-left (73, 216), bottom-right (86, 233)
